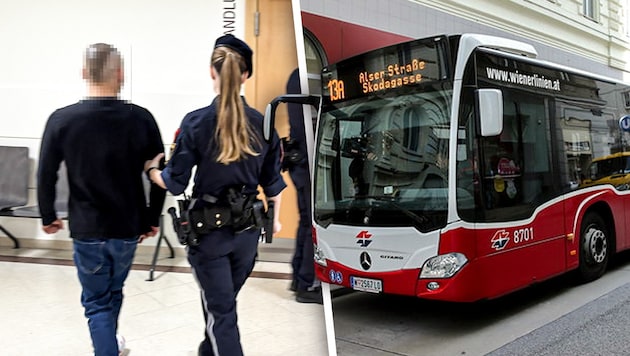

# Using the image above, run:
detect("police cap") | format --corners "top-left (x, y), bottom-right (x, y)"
top-left (214, 34), bottom-right (253, 78)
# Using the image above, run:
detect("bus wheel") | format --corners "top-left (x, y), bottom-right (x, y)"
top-left (578, 213), bottom-right (609, 282)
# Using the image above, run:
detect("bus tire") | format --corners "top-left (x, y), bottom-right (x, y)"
top-left (577, 212), bottom-right (609, 282)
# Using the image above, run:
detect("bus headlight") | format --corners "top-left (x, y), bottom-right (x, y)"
top-left (314, 244), bottom-right (327, 267)
top-left (419, 253), bottom-right (468, 279)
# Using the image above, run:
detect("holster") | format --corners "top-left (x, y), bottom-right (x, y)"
top-left (260, 201), bottom-right (275, 243)
top-left (168, 198), bottom-right (200, 246)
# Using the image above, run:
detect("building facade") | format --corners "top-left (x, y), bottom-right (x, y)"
top-left (300, 0), bottom-right (630, 81)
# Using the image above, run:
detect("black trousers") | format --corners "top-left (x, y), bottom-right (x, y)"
top-left (188, 227), bottom-right (259, 356)
top-left (291, 182), bottom-right (315, 291)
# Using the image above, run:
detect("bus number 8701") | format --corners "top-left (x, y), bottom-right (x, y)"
top-left (513, 227), bottom-right (534, 244)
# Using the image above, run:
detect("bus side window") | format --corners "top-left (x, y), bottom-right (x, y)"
top-left (479, 91), bottom-right (551, 220)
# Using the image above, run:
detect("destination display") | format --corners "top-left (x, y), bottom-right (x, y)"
top-left (322, 36), bottom-right (448, 103)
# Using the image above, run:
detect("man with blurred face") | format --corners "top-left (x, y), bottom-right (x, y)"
top-left (38, 43), bottom-right (166, 356)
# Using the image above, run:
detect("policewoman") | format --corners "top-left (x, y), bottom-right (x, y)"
top-left (145, 34), bottom-right (285, 356)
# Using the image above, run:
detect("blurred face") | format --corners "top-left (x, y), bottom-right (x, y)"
top-left (83, 43), bottom-right (123, 92)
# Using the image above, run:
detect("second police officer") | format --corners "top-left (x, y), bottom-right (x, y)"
top-left (284, 68), bottom-right (322, 304)
top-left (145, 34), bottom-right (285, 356)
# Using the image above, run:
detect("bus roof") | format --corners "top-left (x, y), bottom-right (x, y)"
top-left (455, 33), bottom-right (624, 86)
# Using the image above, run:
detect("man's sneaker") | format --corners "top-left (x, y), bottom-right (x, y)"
top-left (289, 279), bottom-right (297, 292)
top-left (296, 287), bottom-right (323, 304)
top-left (116, 334), bottom-right (126, 356)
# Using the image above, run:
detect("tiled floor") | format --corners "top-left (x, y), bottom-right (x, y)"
top-left (0, 239), bottom-right (329, 356)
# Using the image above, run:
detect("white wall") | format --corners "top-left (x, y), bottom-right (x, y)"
top-left (0, 0), bottom-right (246, 245)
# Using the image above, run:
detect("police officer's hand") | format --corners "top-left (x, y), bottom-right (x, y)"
top-left (139, 226), bottom-right (159, 243)
top-left (144, 153), bottom-right (164, 172)
top-left (144, 153), bottom-right (167, 189)
top-left (42, 219), bottom-right (64, 234)
top-left (273, 220), bottom-right (282, 235)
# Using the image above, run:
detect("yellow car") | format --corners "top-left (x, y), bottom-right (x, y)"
top-left (580, 152), bottom-right (630, 190)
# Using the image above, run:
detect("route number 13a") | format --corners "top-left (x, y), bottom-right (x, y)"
top-left (327, 79), bottom-right (345, 102)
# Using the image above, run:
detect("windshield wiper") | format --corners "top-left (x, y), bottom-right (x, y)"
top-left (315, 212), bottom-right (335, 228)
top-left (356, 195), bottom-right (433, 230)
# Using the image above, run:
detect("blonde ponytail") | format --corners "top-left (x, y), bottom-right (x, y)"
top-left (211, 47), bottom-right (260, 164)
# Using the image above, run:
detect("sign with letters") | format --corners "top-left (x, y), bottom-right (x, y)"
top-left (322, 36), bottom-right (449, 104)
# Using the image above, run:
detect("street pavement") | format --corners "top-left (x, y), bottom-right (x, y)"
top-left (331, 252), bottom-right (630, 356)
top-left (488, 282), bottom-right (630, 356)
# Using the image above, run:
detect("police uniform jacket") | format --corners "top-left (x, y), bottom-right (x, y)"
top-left (162, 96), bottom-right (286, 204)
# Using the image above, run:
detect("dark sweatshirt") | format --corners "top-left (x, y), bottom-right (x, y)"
top-left (37, 98), bottom-right (166, 239)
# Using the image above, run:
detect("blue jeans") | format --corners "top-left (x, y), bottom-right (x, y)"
top-left (73, 237), bottom-right (138, 356)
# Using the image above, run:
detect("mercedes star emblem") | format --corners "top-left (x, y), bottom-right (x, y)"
top-left (360, 251), bottom-right (372, 270)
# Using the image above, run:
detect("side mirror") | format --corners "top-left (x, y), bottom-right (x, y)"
top-left (263, 94), bottom-right (321, 143)
top-left (476, 89), bottom-right (503, 137)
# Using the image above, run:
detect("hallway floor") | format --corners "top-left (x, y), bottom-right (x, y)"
top-left (0, 238), bottom-right (328, 356)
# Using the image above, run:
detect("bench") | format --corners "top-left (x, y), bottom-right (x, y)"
top-left (0, 146), bottom-right (28, 247)
top-left (0, 146), bottom-right (69, 248)
top-left (0, 145), bottom-right (173, 280)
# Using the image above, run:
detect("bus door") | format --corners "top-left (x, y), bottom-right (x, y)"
top-left (478, 89), bottom-right (565, 285)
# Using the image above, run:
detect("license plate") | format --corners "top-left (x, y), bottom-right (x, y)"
top-left (350, 276), bottom-right (382, 293)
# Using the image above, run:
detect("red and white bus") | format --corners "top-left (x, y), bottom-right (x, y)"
top-left (265, 33), bottom-right (630, 302)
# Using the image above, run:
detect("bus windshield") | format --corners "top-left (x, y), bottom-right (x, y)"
top-left (313, 36), bottom-right (453, 231)
top-left (313, 88), bottom-right (452, 231)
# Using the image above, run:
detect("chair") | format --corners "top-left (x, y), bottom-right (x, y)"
top-left (0, 149), bottom-right (69, 248)
top-left (0, 146), bottom-right (30, 248)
